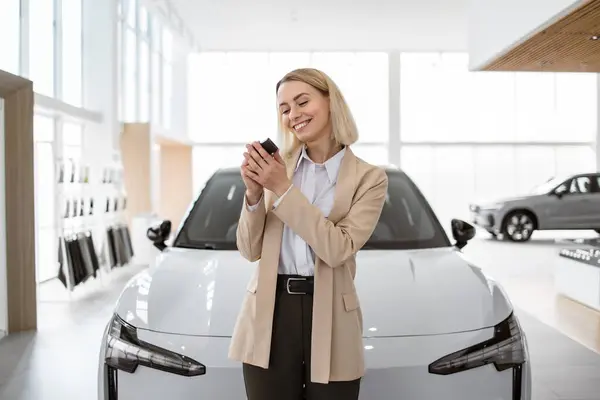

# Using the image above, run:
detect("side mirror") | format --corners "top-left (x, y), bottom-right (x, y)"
top-left (451, 219), bottom-right (476, 250)
top-left (553, 184), bottom-right (567, 198)
top-left (147, 220), bottom-right (172, 252)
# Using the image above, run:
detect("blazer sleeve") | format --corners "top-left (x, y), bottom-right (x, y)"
top-left (236, 193), bottom-right (267, 262)
top-left (272, 168), bottom-right (388, 268)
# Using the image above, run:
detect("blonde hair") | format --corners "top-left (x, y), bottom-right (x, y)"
top-left (275, 68), bottom-right (359, 160)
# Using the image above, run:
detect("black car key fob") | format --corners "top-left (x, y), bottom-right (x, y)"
top-left (260, 138), bottom-right (279, 155)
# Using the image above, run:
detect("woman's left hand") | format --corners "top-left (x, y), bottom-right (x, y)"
top-left (244, 142), bottom-right (292, 197)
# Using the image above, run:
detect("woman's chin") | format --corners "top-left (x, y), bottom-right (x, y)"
top-left (294, 130), bottom-right (313, 141)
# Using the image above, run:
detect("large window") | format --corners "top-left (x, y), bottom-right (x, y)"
top-left (312, 52), bottom-right (389, 143)
top-left (62, 120), bottom-right (83, 159)
top-left (400, 144), bottom-right (596, 226)
top-left (124, 27), bottom-right (138, 121)
top-left (29, 0), bottom-right (56, 97)
top-left (188, 53), bottom-right (272, 143)
top-left (139, 39), bottom-right (150, 121)
top-left (162, 61), bottom-right (172, 129)
top-left (350, 144), bottom-right (389, 165)
top-left (151, 16), bottom-right (162, 125)
top-left (161, 28), bottom-right (173, 129)
top-left (117, 0), bottom-right (172, 126)
top-left (117, 18), bottom-right (124, 120)
top-left (0, 0), bottom-right (20, 74)
top-left (137, 5), bottom-right (150, 122)
top-left (119, 0), bottom-right (139, 122)
top-left (399, 52), bottom-right (598, 144)
top-left (192, 145), bottom-right (245, 194)
top-left (398, 51), bottom-right (598, 229)
top-left (34, 115), bottom-right (57, 283)
top-left (61, 0), bottom-right (83, 106)
top-left (188, 52), bottom-right (389, 144)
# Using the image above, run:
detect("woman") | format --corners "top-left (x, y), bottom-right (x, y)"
top-left (228, 68), bottom-right (388, 400)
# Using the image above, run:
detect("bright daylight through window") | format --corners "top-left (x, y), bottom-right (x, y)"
top-left (29, 0), bottom-right (56, 97)
top-left (398, 52), bottom-right (598, 224)
top-left (187, 52), bottom-right (391, 190)
top-left (33, 115), bottom-right (57, 283)
top-left (61, 0), bottom-right (83, 106)
top-left (0, 0), bottom-right (20, 75)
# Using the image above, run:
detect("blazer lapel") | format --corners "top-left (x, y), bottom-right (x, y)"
top-left (310, 146), bottom-right (357, 382)
top-left (286, 147), bottom-right (302, 180)
top-left (327, 146), bottom-right (357, 223)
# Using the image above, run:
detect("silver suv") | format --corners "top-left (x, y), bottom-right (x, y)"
top-left (469, 173), bottom-right (600, 242)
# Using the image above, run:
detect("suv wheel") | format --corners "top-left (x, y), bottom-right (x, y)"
top-left (502, 211), bottom-right (535, 242)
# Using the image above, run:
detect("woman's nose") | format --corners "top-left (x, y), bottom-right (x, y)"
top-left (289, 107), bottom-right (301, 121)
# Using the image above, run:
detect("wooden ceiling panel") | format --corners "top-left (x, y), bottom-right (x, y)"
top-left (480, 0), bottom-right (600, 72)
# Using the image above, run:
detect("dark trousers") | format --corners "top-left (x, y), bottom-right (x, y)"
top-left (242, 275), bottom-right (361, 400)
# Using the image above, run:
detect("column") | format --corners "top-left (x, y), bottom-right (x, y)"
top-left (596, 73), bottom-right (600, 171)
top-left (0, 70), bottom-right (36, 334)
top-left (0, 98), bottom-right (6, 338)
top-left (388, 50), bottom-right (401, 167)
top-left (82, 0), bottom-right (119, 155)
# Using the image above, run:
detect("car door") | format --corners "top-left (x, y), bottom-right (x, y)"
top-left (545, 175), bottom-right (598, 229)
top-left (590, 175), bottom-right (600, 227)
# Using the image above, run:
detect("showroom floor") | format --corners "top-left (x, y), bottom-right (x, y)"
top-left (1, 233), bottom-right (600, 400)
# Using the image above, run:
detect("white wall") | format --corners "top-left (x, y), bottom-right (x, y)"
top-left (468, 0), bottom-right (586, 70)
top-left (168, 40), bottom-right (189, 141)
top-left (0, 99), bottom-right (7, 338)
top-left (173, 0), bottom-right (469, 51)
top-left (83, 0), bottom-right (119, 155)
top-left (597, 75), bottom-right (600, 171)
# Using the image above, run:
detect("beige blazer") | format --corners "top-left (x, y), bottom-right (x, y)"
top-left (228, 146), bottom-right (388, 384)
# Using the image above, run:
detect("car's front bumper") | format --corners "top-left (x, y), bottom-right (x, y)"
top-left (98, 320), bottom-right (531, 400)
top-left (361, 328), bottom-right (531, 400)
top-left (470, 205), bottom-right (502, 232)
top-left (97, 321), bottom-right (244, 399)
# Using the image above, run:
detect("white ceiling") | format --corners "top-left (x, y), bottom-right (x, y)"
top-left (169, 0), bottom-right (469, 52)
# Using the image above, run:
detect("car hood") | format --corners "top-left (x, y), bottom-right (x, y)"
top-left (114, 247), bottom-right (512, 337)
top-left (473, 195), bottom-right (529, 207)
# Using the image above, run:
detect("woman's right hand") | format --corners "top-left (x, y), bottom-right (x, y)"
top-left (241, 152), bottom-right (263, 205)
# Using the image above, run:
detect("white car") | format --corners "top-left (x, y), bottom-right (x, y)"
top-left (98, 166), bottom-right (531, 399)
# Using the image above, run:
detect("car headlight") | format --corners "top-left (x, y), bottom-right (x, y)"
top-left (105, 314), bottom-right (206, 377)
top-left (482, 203), bottom-right (504, 210)
top-left (428, 312), bottom-right (526, 375)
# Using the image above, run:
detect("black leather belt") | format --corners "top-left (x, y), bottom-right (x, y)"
top-left (277, 274), bottom-right (314, 295)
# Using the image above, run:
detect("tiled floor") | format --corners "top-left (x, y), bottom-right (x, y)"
top-left (1, 233), bottom-right (600, 399)
top-left (0, 264), bottom-right (147, 400)
top-left (462, 230), bottom-right (600, 356)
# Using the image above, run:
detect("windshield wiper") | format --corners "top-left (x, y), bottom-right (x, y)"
top-left (196, 243), bottom-right (217, 250)
top-left (176, 243), bottom-right (219, 250)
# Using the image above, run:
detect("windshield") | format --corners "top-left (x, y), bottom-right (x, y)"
top-left (174, 170), bottom-right (450, 251)
top-left (530, 175), bottom-right (569, 195)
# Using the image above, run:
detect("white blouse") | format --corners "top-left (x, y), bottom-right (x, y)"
top-left (246, 146), bottom-right (346, 276)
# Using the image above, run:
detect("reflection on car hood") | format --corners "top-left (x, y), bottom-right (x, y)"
top-left (114, 247), bottom-right (512, 337)
top-left (474, 195), bottom-right (533, 206)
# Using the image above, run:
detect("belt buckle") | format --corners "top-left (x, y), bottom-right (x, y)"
top-left (286, 277), bottom-right (307, 295)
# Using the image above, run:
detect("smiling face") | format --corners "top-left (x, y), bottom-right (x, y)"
top-left (277, 80), bottom-right (332, 145)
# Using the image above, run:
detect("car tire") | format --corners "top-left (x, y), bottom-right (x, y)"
top-left (595, 229), bottom-right (600, 235)
top-left (502, 210), bottom-right (536, 242)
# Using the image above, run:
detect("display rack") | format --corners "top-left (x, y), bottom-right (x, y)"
top-left (556, 247), bottom-right (600, 312)
top-left (55, 156), bottom-right (134, 295)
